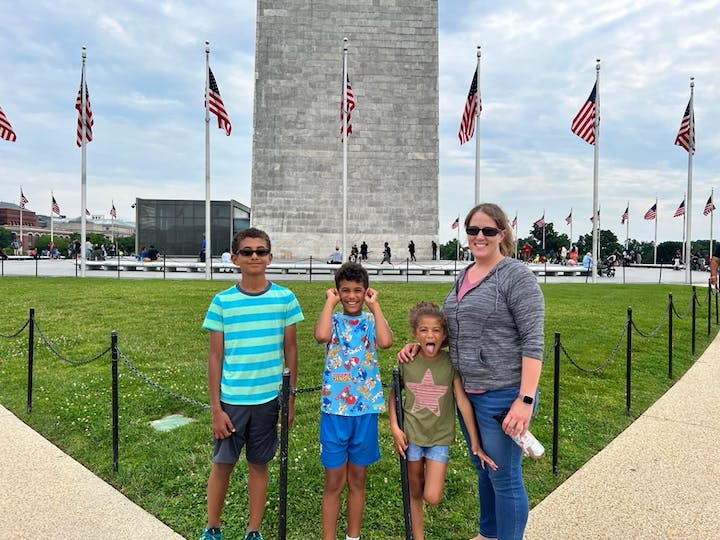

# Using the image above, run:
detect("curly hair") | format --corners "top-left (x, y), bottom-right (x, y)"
top-left (334, 262), bottom-right (369, 289)
top-left (408, 301), bottom-right (447, 333)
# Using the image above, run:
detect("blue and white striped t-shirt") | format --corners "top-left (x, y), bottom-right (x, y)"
top-left (202, 282), bottom-right (304, 405)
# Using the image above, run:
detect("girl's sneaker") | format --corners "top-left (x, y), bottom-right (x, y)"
top-left (243, 531), bottom-right (263, 540)
top-left (200, 527), bottom-right (223, 540)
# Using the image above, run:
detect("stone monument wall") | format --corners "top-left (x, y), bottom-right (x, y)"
top-left (252, 0), bottom-right (439, 261)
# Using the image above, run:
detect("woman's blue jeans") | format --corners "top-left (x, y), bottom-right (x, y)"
top-left (457, 388), bottom-right (529, 540)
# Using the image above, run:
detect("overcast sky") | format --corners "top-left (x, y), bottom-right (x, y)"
top-left (1, 1), bottom-right (718, 244)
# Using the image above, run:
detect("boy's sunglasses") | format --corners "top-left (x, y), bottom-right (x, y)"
top-left (235, 248), bottom-right (271, 257)
top-left (465, 226), bottom-right (503, 237)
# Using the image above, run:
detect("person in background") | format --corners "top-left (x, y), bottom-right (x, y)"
top-left (398, 202), bottom-right (544, 540)
top-left (381, 242), bottom-right (392, 265)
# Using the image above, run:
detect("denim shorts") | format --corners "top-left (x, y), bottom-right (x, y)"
top-left (406, 442), bottom-right (450, 464)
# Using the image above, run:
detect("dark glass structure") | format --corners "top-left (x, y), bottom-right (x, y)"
top-left (135, 199), bottom-right (250, 257)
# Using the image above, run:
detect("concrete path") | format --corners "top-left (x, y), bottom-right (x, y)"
top-left (525, 331), bottom-right (720, 539)
top-left (0, 404), bottom-right (183, 539)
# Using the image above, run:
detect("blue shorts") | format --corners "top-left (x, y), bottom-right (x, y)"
top-left (319, 412), bottom-right (380, 469)
top-left (406, 443), bottom-right (450, 464)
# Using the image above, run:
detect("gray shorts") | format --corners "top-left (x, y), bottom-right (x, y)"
top-left (212, 398), bottom-right (279, 465)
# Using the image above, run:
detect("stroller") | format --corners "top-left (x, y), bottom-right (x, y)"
top-left (597, 255), bottom-right (616, 277)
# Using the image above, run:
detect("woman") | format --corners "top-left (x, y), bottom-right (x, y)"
top-left (399, 203), bottom-right (544, 540)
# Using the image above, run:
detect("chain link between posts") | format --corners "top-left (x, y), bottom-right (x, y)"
top-left (560, 321), bottom-right (628, 375)
top-left (0, 318), bottom-right (30, 339)
top-left (33, 320), bottom-right (110, 365)
top-left (117, 348), bottom-right (210, 410)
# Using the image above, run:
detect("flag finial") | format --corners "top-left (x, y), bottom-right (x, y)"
top-left (477, 45), bottom-right (481, 58)
top-left (205, 41), bottom-right (210, 53)
top-left (82, 46), bottom-right (86, 59)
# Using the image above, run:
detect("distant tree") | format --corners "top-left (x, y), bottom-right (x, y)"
top-left (0, 226), bottom-right (11, 249)
top-left (440, 239), bottom-right (462, 260)
top-left (576, 229), bottom-right (622, 259)
top-left (35, 235), bottom-right (70, 255)
top-left (116, 235), bottom-right (135, 255)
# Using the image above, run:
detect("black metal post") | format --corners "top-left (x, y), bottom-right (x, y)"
top-left (117, 247), bottom-right (120, 279)
top-left (26, 308), bottom-right (35, 413)
top-left (406, 258), bottom-right (409, 283)
top-left (34, 255), bottom-right (38, 276)
top-left (162, 255), bottom-right (166, 280)
top-left (309, 256), bottom-right (313, 282)
top-left (111, 330), bottom-right (119, 473)
top-left (691, 286), bottom-right (697, 355)
top-left (278, 368), bottom-right (291, 540)
top-left (668, 293), bottom-right (674, 379)
top-left (716, 285), bottom-right (719, 325)
top-left (708, 285), bottom-right (712, 336)
top-left (552, 332), bottom-right (560, 476)
top-left (393, 366), bottom-right (413, 540)
top-left (1, 256), bottom-right (4, 276)
top-left (626, 307), bottom-right (632, 416)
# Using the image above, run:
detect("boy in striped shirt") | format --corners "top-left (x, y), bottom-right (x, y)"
top-left (200, 228), bottom-right (304, 540)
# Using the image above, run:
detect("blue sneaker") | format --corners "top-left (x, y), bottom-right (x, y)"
top-left (200, 527), bottom-right (223, 540)
top-left (243, 531), bottom-right (263, 540)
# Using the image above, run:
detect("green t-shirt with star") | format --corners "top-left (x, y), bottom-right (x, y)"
top-left (400, 351), bottom-right (459, 447)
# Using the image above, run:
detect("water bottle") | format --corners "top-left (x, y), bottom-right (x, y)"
top-left (493, 410), bottom-right (545, 459)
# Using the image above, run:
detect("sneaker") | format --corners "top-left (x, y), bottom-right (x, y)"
top-left (200, 527), bottom-right (223, 540)
top-left (243, 531), bottom-right (263, 540)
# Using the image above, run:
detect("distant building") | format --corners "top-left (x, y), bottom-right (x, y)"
top-left (1, 201), bottom-right (135, 253)
top-left (134, 198), bottom-right (250, 257)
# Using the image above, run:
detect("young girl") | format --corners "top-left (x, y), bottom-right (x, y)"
top-left (388, 301), bottom-right (496, 540)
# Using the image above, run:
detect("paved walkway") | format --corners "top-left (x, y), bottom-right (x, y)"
top-left (1, 332), bottom-right (718, 539)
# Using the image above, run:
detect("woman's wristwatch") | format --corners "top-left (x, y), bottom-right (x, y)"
top-left (519, 394), bottom-right (534, 405)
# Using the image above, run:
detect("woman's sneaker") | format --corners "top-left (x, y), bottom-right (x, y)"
top-left (243, 531), bottom-right (263, 540)
top-left (200, 527), bottom-right (223, 540)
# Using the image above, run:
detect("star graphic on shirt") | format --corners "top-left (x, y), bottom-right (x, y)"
top-left (405, 369), bottom-right (449, 416)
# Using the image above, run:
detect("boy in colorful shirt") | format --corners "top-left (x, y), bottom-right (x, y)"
top-left (315, 262), bottom-right (393, 540)
top-left (200, 228), bottom-right (304, 540)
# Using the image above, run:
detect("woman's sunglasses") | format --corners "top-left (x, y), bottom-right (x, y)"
top-left (465, 226), bottom-right (503, 237)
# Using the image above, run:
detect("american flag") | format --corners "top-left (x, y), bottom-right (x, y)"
top-left (571, 83), bottom-right (597, 144)
top-left (340, 74), bottom-right (355, 140)
top-left (565, 212), bottom-right (572, 225)
top-left (110, 203), bottom-right (117, 219)
top-left (20, 189), bottom-right (29, 209)
top-left (0, 106), bottom-right (17, 142)
top-left (534, 215), bottom-right (545, 228)
top-left (674, 200), bottom-right (685, 218)
top-left (644, 204), bottom-right (657, 220)
top-left (75, 73), bottom-right (93, 147)
top-left (207, 67), bottom-right (231, 136)
top-left (511, 215), bottom-right (517, 229)
top-left (51, 196), bottom-right (61, 215)
top-left (86, 208), bottom-right (91, 216)
top-left (621, 206), bottom-right (629, 224)
top-left (458, 68), bottom-right (479, 145)
top-left (704, 195), bottom-right (715, 216)
top-left (674, 99), bottom-right (694, 154)
top-left (451, 217), bottom-right (459, 229)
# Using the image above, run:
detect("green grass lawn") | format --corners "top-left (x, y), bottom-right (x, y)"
top-left (0, 277), bottom-right (715, 539)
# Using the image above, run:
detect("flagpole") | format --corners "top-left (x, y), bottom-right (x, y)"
top-left (591, 59), bottom-right (600, 284)
top-left (76, 47), bottom-right (88, 276)
top-left (204, 42), bottom-right (212, 280)
top-left (111, 201), bottom-right (115, 244)
top-left (342, 37), bottom-right (349, 265)
top-left (513, 212), bottom-right (518, 258)
top-left (455, 216), bottom-right (460, 273)
top-left (654, 197), bottom-right (658, 265)
top-left (542, 209), bottom-right (546, 253)
top-left (625, 201), bottom-right (629, 249)
top-left (684, 78), bottom-right (695, 284)
top-left (50, 192), bottom-right (54, 243)
top-left (474, 46), bottom-right (481, 204)
top-left (19, 192), bottom-right (23, 256)
top-left (569, 207), bottom-right (573, 247)
top-left (711, 189), bottom-right (715, 261)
